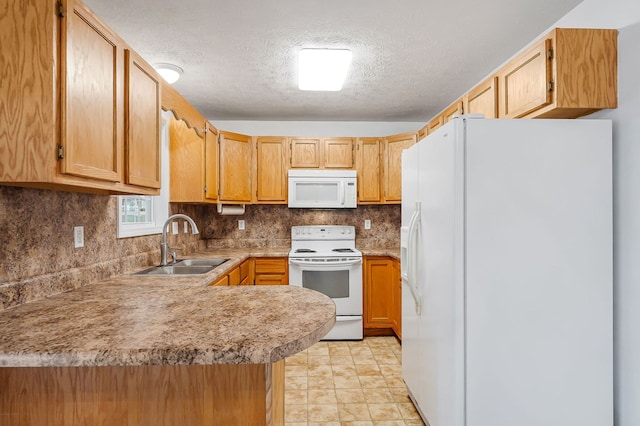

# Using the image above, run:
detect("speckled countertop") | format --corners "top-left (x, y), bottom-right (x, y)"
top-left (0, 248), bottom-right (335, 368)
top-left (360, 247), bottom-right (401, 260)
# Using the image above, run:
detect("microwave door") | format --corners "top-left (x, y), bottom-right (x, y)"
top-left (292, 179), bottom-right (340, 208)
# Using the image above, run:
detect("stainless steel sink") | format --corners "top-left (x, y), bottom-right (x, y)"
top-left (175, 258), bottom-right (229, 267)
top-left (133, 258), bottom-right (229, 275)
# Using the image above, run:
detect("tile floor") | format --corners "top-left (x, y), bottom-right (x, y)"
top-left (284, 336), bottom-right (425, 425)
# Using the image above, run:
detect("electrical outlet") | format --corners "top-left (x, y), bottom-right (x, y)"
top-left (238, 220), bottom-right (245, 230)
top-left (74, 226), bottom-right (84, 248)
top-left (364, 219), bottom-right (371, 230)
top-left (172, 222), bottom-right (179, 234)
top-left (183, 221), bottom-right (188, 233)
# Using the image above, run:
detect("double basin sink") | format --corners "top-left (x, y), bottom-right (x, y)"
top-left (134, 258), bottom-right (229, 276)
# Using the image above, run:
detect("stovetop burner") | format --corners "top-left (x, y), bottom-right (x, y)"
top-left (332, 248), bottom-right (355, 253)
top-left (294, 248), bottom-right (317, 253)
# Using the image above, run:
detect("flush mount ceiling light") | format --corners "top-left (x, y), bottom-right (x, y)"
top-left (298, 48), bottom-right (352, 91)
top-left (153, 63), bottom-right (183, 84)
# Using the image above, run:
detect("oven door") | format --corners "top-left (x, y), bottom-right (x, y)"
top-left (289, 258), bottom-right (363, 316)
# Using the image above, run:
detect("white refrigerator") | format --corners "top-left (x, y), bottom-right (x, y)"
top-left (401, 116), bottom-right (612, 426)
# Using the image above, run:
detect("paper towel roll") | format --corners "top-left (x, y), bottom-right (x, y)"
top-left (217, 204), bottom-right (245, 215)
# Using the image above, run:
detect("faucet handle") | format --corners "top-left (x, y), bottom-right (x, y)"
top-left (168, 246), bottom-right (182, 264)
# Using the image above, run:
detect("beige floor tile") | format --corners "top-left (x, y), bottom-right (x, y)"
top-left (370, 347), bottom-right (396, 357)
top-left (335, 388), bottom-right (366, 403)
top-left (367, 337), bottom-right (391, 347)
top-left (308, 344), bottom-right (330, 356)
top-left (308, 423), bottom-right (341, 426)
top-left (352, 354), bottom-right (378, 365)
top-left (308, 364), bottom-right (334, 377)
top-left (287, 352), bottom-right (308, 365)
top-left (362, 388), bottom-right (394, 403)
top-left (329, 346), bottom-right (352, 356)
top-left (389, 387), bottom-right (412, 403)
top-left (285, 404), bottom-right (307, 422)
top-left (308, 355), bottom-right (332, 366)
top-left (379, 364), bottom-right (402, 377)
top-left (359, 375), bottom-right (389, 389)
top-left (397, 402), bottom-right (422, 420)
top-left (355, 364), bottom-right (382, 375)
top-left (286, 376), bottom-right (308, 390)
top-left (368, 403), bottom-right (403, 420)
top-left (373, 354), bottom-right (401, 365)
top-left (342, 421), bottom-right (374, 426)
top-left (339, 403), bottom-right (372, 421)
top-left (331, 364), bottom-right (357, 376)
top-left (284, 423), bottom-right (307, 426)
top-left (333, 375), bottom-right (361, 389)
top-left (308, 389), bottom-right (338, 404)
top-left (308, 403), bottom-right (340, 422)
top-left (351, 346), bottom-right (374, 356)
top-left (327, 341), bottom-right (350, 349)
top-left (308, 375), bottom-right (335, 389)
top-left (372, 420), bottom-right (407, 426)
top-left (285, 389), bottom-right (308, 404)
top-left (286, 365), bottom-right (308, 376)
top-left (384, 375), bottom-right (406, 388)
top-left (330, 355), bottom-right (355, 365)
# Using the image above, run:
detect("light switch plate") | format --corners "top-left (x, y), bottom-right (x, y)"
top-left (74, 226), bottom-right (84, 248)
top-left (172, 222), bottom-right (179, 234)
top-left (364, 219), bottom-right (371, 230)
top-left (238, 220), bottom-right (245, 230)
top-left (183, 221), bottom-right (188, 233)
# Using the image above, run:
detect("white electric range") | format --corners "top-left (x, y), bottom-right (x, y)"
top-left (288, 225), bottom-right (363, 340)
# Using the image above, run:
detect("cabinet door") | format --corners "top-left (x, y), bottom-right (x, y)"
top-left (124, 49), bottom-right (161, 189)
top-left (204, 122), bottom-right (219, 202)
top-left (356, 138), bottom-right (382, 204)
top-left (464, 76), bottom-right (498, 119)
top-left (498, 37), bottom-right (552, 118)
top-left (323, 138), bottom-right (354, 169)
top-left (426, 115), bottom-right (443, 135)
top-left (254, 258), bottom-right (288, 285)
top-left (383, 133), bottom-right (416, 203)
top-left (60, 0), bottom-right (123, 183)
top-left (364, 257), bottom-right (394, 328)
top-left (255, 137), bottom-right (287, 203)
top-left (219, 131), bottom-right (252, 202)
top-left (442, 100), bottom-right (463, 123)
top-left (210, 275), bottom-right (229, 286)
top-left (392, 259), bottom-right (402, 339)
top-left (228, 267), bottom-right (241, 286)
top-left (290, 138), bottom-right (322, 168)
top-left (169, 117), bottom-right (205, 202)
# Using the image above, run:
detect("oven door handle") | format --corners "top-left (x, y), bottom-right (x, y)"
top-left (289, 258), bottom-right (362, 267)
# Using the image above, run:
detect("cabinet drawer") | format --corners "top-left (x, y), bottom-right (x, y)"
top-left (255, 275), bottom-right (288, 285)
top-left (228, 267), bottom-right (241, 286)
top-left (254, 258), bottom-right (287, 274)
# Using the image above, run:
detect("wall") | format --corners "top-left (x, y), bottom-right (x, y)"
top-left (551, 1), bottom-right (640, 424)
top-left (200, 204), bottom-right (400, 249)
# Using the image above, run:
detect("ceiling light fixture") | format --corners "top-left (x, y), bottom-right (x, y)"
top-left (153, 63), bottom-right (183, 84)
top-left (298, 48), bottom-right (352, 91)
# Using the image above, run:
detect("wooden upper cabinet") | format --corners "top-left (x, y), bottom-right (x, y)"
top-left (290, 138), bottom-right (322, 168)
top-left (204, 122), bottom-right (219, 202)
top-left (499, 28), bottom-right (617, 119)
top-left (426, 115), bottom-right (443, 135)
top-left (125, 49), bottom-right (161, 189)
top-left (464, 76), bottom-right (498, 119)
top-left (0, 0), bottom-right (160, 195)
top-left (323, 138), bottom-right (354, 169)
top-left (498, 37), bottom-right (552, 118)
top-left (382, 132), bottom-right (416, 204)
top-left (442, 100), bottom-right (463, 123)
top-left (255, 137), bottom-right (287, 203)
top-left (356, 138), bottom-right (382, 204)
top-left (169, 116), bottom-right (206, 202)
top-left (219, 131), bottom-right (252, 203)
top-left (417, 125), bottom-right (428, 141)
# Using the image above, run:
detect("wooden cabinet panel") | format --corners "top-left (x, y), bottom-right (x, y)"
top-left (210, 274), bottom-right (229, 286)
top-left (382, 133), bottom-right (416, 204)
top-left (356, 138), bottom-right (382, 204)
top-left (219, 131), bottom-right (252, 203)
top-left (125, 49), bottom-right (161, 189)
top-left (498, 37), bottom-right (552, 118)
top-left (442, 100), bottom-right (463, 123)
top-left (204, 122), bottom-right (219, 202)
top-left (60, 0), bottom-right (123, 183)
top-left (255, 137), bottom-right (287, 203)
top-left (290, 138), bottom-right (322, 168)
top-left (464, 76), bottom-right (498, 119)
top-left (254, 258), bottom-right (288, 285)
top-left (417, 125), bottom-right (428, 141)
top-left (392, 259), bottom-right (401, 339)
top-left (364, 257), bottom-right (394, 328)
top-left (240, 259), bottom-right (253, 285)
top-left (169, 117), bottom-right (206, 202)
top-left (0, 0), bottom-right (160, 195)
top-left (323, 138), bottom-right (354, 169)
top-left (228, 267), bottom-right (241, 286)
top-left (426, 116), bottom-right (443, 134)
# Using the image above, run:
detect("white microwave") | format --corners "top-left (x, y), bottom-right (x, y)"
top-left (288, 170), bottom-right (357, 209)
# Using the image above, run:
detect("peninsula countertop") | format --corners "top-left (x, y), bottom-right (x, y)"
top-left (0, 251), bottom-right (335, 367)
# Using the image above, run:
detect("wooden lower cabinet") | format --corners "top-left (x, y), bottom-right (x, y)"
top-left (0, 361), bottom-right (284, 426)
top-left (363, 256), bottom-right (401, 339)
top-left (210, 259), bottom-right (253, 286)
top-left (254, 258), bottom-right (289, 285)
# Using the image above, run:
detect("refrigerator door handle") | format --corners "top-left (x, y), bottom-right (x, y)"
top-left (406, 202), bottom-right (422, 315)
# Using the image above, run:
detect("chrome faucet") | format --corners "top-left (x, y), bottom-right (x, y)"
top-left (161, 214), bottom-right (200, 266)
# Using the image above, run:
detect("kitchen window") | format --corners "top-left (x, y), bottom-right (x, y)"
top-left (117, 111), bottom-right (171, 238)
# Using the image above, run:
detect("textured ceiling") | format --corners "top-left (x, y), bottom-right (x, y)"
top-left (83, 0), bottom-right (582, 122)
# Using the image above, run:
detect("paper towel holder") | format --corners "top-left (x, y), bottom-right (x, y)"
top-left (217, 204), bottom-right (245, 215)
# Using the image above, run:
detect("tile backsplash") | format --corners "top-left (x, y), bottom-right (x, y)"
top-left (0, 186), bottom-right (400, 309)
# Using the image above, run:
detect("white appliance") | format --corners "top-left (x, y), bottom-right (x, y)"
top-left (289, 225), bottom-right (363, 340)
top-left (288, 170), bottom-right (357, 209)
top-left (401, 116), bottom-right (613, 426)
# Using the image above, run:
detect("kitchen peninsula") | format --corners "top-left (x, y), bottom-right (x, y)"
top-left (0, 270), bottom-right (335, 425)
